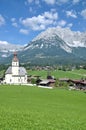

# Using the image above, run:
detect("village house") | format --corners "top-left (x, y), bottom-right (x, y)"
top-left (69, 79), bottom-right (86, 90)
top-left (5, 52), bottom-right (27, 84)
top-left (36, 79), bottom-right (55, 87)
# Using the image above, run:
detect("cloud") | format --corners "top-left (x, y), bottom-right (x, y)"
top-left (58, 20), bottom-right (67, 27)
top-left (73, 0), bottom-right (80, 4)
top-left (44, 11), bottom-right (58, 19)
top-left (43, 0), bottom-right (80, 6)
top-left (81, 9), bottom-right (86, 19)
top-left (67, 23), bottom-right (73, 28)
top-left (43, 0), bottom-right (55, 5)
top-left (43, 0), bottom-right (69, 5)
top-left (0, 40), bottom-right (9, 45)
top-left (0, 14), bottom-right (5, 26)
top-left (56, 0), bottom-right (69, 5)
top-left (43, 0), bottom-right (80, 8)
top-left (11, 18), bottom-right (18, 27)
top-left (19, 29), bottom-right (29, 35)
top-left (11, 18), bottom-right (16, 22)
top-left (66, 10), bottom-right (77, 18)
top-left (35, 0), bottom-right (40, 4)
top-left (27, 0), bottom-right (33, 3)
top-left (20, 10), bottom-right (58, 31)
top-left (12, 22), bottom-right (18, 27)
top-left (27, 0), bottom-right (40, 4)
top-left (29, 7), bottom-right (33, 12)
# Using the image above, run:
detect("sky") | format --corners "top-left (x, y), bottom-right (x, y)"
top-left (0, 0), bottom-right (86, 45)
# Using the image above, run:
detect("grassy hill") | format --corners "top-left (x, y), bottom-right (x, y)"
top-left (0, 85), bottom-right (86, 130)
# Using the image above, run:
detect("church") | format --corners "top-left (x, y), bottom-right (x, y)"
top-left (5, 52), bottom-right (27, 84)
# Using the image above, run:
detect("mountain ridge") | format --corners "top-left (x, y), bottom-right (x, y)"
top-left (32, 27), bottom-right (86, 48)
top-left (0, 27), bottom-right (86, 65)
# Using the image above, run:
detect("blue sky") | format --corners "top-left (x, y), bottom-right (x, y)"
top-left (0, 0), bottom-right (86, 45)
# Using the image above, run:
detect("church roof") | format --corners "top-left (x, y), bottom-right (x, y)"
top-left (19, 67), bottom-right (27, 75)
top-left (5, 66), bottom-right (12, 74)
top-left (5, 66), bottom-right (27, 76)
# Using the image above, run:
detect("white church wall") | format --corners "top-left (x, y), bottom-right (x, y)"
top-left (12, 66), bottom-right (19, 75)
top-left (5, 74), bottom-right (12, 84)
top-left (5, 75), bottom-right (27, 84)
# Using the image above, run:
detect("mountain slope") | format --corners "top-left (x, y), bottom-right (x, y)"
top-left (17, 29), bottom-right (85, 65)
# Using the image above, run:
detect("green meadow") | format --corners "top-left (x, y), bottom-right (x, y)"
top-left (1, 68), bottom-right (86, 79)
top-left (28, 69), bottom-right (86, 79)
top-left (0, 85), bottom-right (86, 130)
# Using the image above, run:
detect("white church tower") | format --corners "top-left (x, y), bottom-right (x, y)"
top-left (12, 52), bottom-right (19, 75)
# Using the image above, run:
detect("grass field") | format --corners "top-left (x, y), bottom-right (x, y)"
top-left (0, 85), bottom-right (86, 130)
top-left (27, 69), bottom-right (86, 79)
top-left (1, 69), bottom-right (86, 79)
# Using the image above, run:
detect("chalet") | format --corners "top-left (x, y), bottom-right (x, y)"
top-left (38, 79), bottom-right (55, 87)
top-left (69, 79), bottom-right (86, 90)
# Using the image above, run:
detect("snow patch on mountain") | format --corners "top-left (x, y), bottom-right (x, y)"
top-left (72, 41), bottom-right (85, 47)
top-left (60, 44), bottom-right (72, 53)
top-left (32, 27), bottom-right (86, 48)
top-left (40, 44), bottom-right (44, 48)
top-left (1, 54), bottom-right (8, 58)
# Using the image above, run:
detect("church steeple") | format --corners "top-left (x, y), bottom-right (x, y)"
top-left (12, 52), bottom-right (19, 75)
top-left (12, 52), bottom-right (19, 62)
top-left (12, 52), bottom-right (19, 67)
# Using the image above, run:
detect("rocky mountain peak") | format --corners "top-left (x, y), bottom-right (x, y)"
top-left (32, 27), bottom-right (86, 48)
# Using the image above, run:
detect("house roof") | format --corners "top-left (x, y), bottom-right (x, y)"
top-left (69, 79), bottom-right (86, 85)
top-left (40, 80), bottom-right (50, 84)
top-left (5, 66), bottom-right (27, 76)
top-left (39, 79), bottom-right (55, 85)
